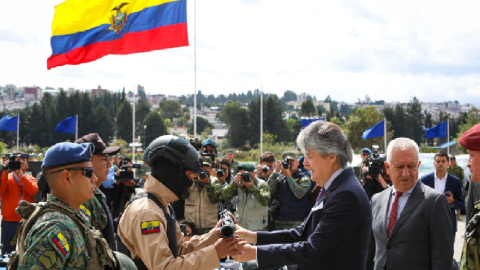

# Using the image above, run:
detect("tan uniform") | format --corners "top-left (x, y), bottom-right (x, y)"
top-left (118, 174), bottom-right (221, 270)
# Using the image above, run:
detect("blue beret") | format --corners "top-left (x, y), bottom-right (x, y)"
top-left (202, 139), bottom-right (217, 148)
top-left (42, 142), bottom-right (94, 170)
top-left (361, 148), bottom-right (372, 154)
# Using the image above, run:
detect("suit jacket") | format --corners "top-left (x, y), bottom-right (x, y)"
top-left (420, 172), bottom-right (465, 232)
top-left (256, 168), bottom-right (372, 270)
top-left (369, 181), bottom-right (453, 270)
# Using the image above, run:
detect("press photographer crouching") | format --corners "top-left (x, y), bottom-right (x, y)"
top-left (362, 145), bottom-right (391, 200)
top-left (112, 157), bottom-right (144, 223)
top-left (267, 152), bottom-right (312, 230)
top-left (0, 153), bottom-right (38, 255)
top-left (221, 163), bottom-right (270, 231)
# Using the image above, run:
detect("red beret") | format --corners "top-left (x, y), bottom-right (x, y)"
top-left (459, 124), bottom-right (480, 151)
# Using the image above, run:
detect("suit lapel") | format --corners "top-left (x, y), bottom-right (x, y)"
top-left (378, 188), bottom-right (392, 239)
top-left (445, 174), bottom-right (453, 192)
top-left (389, 181), bottom-right (424, 239)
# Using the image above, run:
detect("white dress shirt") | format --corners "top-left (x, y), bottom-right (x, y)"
top-left (434, 173), bottom-right (448, 193)
top-left (387, 181), bottom-right (417, 229)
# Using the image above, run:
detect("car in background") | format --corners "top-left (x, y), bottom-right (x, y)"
top-left (418, 153), bottom-right (436, 179)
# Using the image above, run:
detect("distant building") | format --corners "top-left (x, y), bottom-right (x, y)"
top-left (169, 127), bottom-right (188, 136)
top-left (24, 87), bottom-right (42, 100)
top-left (91, 85), bottom-right (109, 98)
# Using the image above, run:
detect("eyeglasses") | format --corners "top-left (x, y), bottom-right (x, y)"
top-left (50, 167), bottom-right (94, 178)
top-left (362, 153), bottom-right (369, 157)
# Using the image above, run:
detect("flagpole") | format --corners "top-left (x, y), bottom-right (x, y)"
top-left (260, 86), bottom-right (263, 154)
top-left (447, 118), bottom-right (450, 156)
top-left (384, 118), bottom-right (386, 153)
top-left (193, 0), bottom-right (197, 139)
top-left (75, 114), bottom-right (78, 141)
top-left (16, 114), bottom-right (19, 153)
top-left (133, 84), bottom-right (136, 164)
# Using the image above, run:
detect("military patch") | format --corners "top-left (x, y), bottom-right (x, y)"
top-left (141, 220), bottom-right (160, 234)
top-left (37, 250), bottom-right (57, 269)
top-left (52, 233), bottom-right (69, 256)
top-left (79, 205), bottom-right (91, 222)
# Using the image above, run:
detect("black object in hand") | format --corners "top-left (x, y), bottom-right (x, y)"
top-left (219, 210), bottom-right (235, 238)
top-left (241, 172), bottom-right (251, 182)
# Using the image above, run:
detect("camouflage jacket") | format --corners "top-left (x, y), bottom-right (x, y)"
top-left (448, 165), bottom-right (465, 183)
top-left (18, 195), bottom-right (91, 269)
top-left (268, 171), bottom-right (312, 199)
top-left (461, 199), bottom-right (480, 270)
top-left (79, 189), bottom-right (108, 230)
top-left (221, 178), bottom-right (270, 207)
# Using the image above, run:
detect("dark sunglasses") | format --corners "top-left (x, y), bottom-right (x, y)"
top-left (362, 153), bottom-right (369, 156)
top-left (51, 167), bottom-right (94, 178)
top-left (203, 149), bottom-right (215, 154)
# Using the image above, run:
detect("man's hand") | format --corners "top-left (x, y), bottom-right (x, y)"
top-left (242, 178), bottom-right (254, 189)
top-left (231, 243), bottom-right (256, 262)
top-left (214, 236), bottom-right (246, 259)
top-left (280, 164), bottom-right (292, 178)
top-left (234, 224), bottom-right (257, 244)
top-left (215, 211), bottom-right (238, 237)
top-left (198, 175), bottom-right (210, 184)
top-left (14, 169), bottom-right (24, 179)
top-left (256, 164), bottom-right (263, 178)
top-left (234, 173), bottom-right (242, 185)
top-left (274, 161), bottom-right (282, 174)
top-left (446, 193), bottom-right (454, 204)
top-left (376, 174), bottom-right (388, 189)
top-left (123, 179), bottom-right (136, 187)
top-left (362, 166), bottom-right (371, 179)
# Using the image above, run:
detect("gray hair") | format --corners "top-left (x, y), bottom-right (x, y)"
top-left (296, 121), bottom-right (352, 167)
top-left (386, 137), bottom-right (419, 164)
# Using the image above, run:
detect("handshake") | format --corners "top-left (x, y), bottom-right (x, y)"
top-left (213, 211), bottom-right (257, 262)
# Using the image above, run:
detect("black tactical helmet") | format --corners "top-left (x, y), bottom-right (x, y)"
top-left (143, 135), bottom-right (202, 198)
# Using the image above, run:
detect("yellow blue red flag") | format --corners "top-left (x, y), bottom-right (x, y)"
top-left (47, 0), bottom-right (188, 69)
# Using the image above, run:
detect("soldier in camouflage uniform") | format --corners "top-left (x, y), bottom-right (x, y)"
top-left (268, 152), bottom-right (312, 230)
top-left (460, 124), bottom-right (480, 270)
top-left (221, 163), bottom-right (270, 231)
top-left (75, 133), bottom-right (120, 251)
top-left (17, 142), bottom-right (109, 269)
top-left (449, 155), bottom-right (466, 221)
top-left (226, 150), bottom-right (239, 175)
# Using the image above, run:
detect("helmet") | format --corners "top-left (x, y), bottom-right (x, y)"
top-left (143, 135), bottom-right (202, 198)
top-left (113, 251), bottom-right (138, 270)
top-left (201, 139), bottom-right (217, 155)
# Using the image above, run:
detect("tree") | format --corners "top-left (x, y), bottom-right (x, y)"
top-left (159, 100), bottom-right (182, 121)
top-left (300, 99), bottom-right (316, 117)
top-left (405, 97), bottom-right (423, 145)
top-left (189, 116), bottom-right (214, 134)
top-left (283, 90), bottom-right (297, 102)
top-left (94, 104), bottom-right (114, 142)
top-left (143, 111), bottom-right (167, 147)
top-left (217, 101), bottom-right (248, 148)
top-left (116, 100), bottom-right (133, 142)
top-left (455, 106), bottom-right (480, 153)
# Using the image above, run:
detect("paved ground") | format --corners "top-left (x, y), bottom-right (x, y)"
top-left (0, 212), bottom-right (468, 261)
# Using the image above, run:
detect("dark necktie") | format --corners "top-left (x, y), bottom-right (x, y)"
top-left (315, 187), bottom-right (326, 205)
top-left (387, 191), bottom-right (403, 237)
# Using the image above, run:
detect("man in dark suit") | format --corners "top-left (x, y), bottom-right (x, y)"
top-left (233, 121), bottom-right (372, 270)
top-left (420, 151), bottom-right (465, 233)
top-left (369, 138), bottom-right (454, 270)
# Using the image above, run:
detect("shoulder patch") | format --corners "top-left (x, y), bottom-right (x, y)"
top-left (52, 233), bottom-right (70, 257)
top-left (79, 205), bottom-right (91, 222)
top-left (141, 220), bottom-right (160, 234)
top-left (37, 250), bottom-right (57, 269)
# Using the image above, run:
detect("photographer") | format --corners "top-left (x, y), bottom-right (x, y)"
top-left (268, 152), bottom-right (312, 230)
top-left (185, 156), bottom-right (222, 234)
top-left (362, 148), bottom-right (391, 200)
top-left (0, 153), bottom-right (38, 255)
top-left (201, 139), bottom-right (218, 162)
top-left (213, 157), bottom-right (236, 214)
top-left (221, 163), bottom-right (270, 231)
top-left (256, 151), bottom-right (275, 181)
top-left (112, 157), bottom-right (144, 221)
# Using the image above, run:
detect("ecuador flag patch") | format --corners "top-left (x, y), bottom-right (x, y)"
top-left (141, 220), bottom-right (160, 234)
top-left (52, 233), bottom-right (69, 256)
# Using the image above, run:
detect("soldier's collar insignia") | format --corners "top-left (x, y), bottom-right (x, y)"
top-left (141, 220), bottom-right (160, 234)
top-left (109, 3), bottom-right (129, 34)
top-left (52, 232), bottom-right (70, 257)
top-left (79, 205), bottom-right (91, 222)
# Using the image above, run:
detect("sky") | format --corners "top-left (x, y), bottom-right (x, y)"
top-left (1, 0), bottom-right (480, 106)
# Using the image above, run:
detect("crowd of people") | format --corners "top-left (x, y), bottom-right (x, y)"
top-left (0, 121), bottom-right (479, 270)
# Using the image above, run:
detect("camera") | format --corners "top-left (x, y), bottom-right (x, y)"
top-left (241, 172), bottom-right (252, 182)
top-left (216, 167), bottom-right (225, 178)
top-left (6, 153), bottom-right (29, 171)
top-left (262, 165), bottom-right (269, 173)
top-left (282, 158), bottom-right (291, 169)
top-left (363, 145), bottom-right (383, 178)
top-left (199, 170), bottom-right (208, 180)
top-left (119, 163), bottom-right (141, 182)
top-left (189, 138), bottom-right (202, 151)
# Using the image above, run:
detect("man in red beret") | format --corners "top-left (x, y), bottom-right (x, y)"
top-left (459, 123), bottom-right (480, 269)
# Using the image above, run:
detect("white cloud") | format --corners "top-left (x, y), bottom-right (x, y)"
top-left (0, 0), bottom-right (479, 106)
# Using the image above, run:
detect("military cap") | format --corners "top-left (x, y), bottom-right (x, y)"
top-left (75, 133), bottom-right (120, 155)
top-left (361, 148), bottom-right (372, 155)
top-left (42, 142), bottom-right (94, 170)
top-left (460, 123), bottom-right (480, 151)
top-left (202, 157), bottom-right (212, 167)
top-left (226, 149), bottom-right (234, 154)
top-left (282, 152), bottom-right (296, 160)
top-left (237, 163), bottom-right (255, 172)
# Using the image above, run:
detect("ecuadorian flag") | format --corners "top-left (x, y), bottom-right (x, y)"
top-left (52, 233), bottom-right (70, 256)
top-left (141, 220), bottom-right (160, 234)
top-left (47, 0), bottom-right (188, 69)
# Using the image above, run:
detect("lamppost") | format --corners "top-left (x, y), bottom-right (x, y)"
top-left (114, 117), bottom-right (117, 141)
top-left (144, 125), bottom-right (147, 148)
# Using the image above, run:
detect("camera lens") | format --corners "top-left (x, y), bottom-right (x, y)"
top-left (199, 171), bottom-right (206, 179)
top-left (262, 165), bottom-right (269, 173)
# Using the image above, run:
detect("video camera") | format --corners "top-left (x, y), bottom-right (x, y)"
top-left (119, 162), bottom-right (142, 182)
top-left (219, 210), bottom-right (235, 238)
top-left (189, 138), bottom-right (202, 151)
top-left (363, 145), bottom-right (383, 178)
top-left (5, 153), bottom-right (29, 171)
